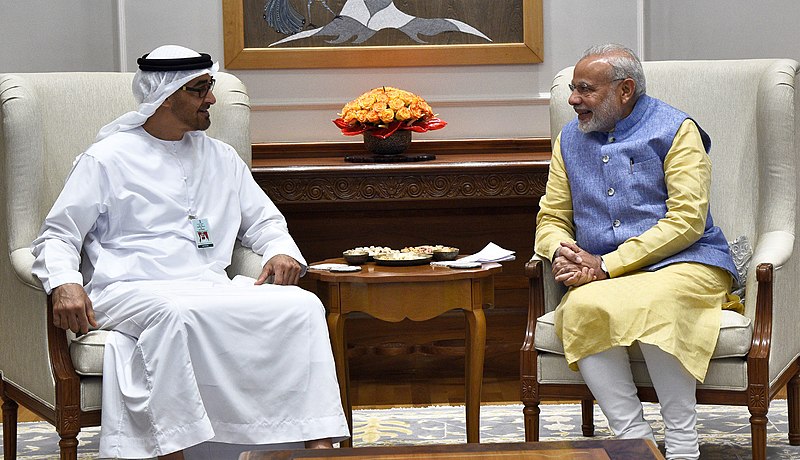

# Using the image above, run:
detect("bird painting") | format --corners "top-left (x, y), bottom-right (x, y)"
top-left (263, 0), bottom-right (491, 46)
top-left (264, 0), bottom-right (336, 35)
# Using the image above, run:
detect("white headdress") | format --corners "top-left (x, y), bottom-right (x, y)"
top-left (94, 45), bottom-right (219, 142)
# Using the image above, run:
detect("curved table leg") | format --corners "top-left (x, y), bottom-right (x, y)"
top-left (327, 311), bottom-right (351, 447)
top-left (464, 308), bottom-right (486, 443)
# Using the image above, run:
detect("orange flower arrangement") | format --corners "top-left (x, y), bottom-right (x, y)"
top-left (333, 86), bottom-right (447, 139)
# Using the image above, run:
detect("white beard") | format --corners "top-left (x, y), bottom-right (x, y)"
top-left (578, 92), bottom-right (624, 133)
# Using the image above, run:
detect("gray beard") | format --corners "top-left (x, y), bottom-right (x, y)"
top-left (577, 94), bottom-right (623, 133)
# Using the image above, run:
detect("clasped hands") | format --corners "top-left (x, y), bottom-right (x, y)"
top-left (552, 241), bottom-right (607, 287)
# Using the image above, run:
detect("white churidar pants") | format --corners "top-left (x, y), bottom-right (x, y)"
top-left (92, 279), bottom-right (349, 459)
top-left (578, 343), bottom-right (699, 460)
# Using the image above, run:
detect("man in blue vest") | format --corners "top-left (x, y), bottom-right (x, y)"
top-left (535, 43), bottom-right (738, 460)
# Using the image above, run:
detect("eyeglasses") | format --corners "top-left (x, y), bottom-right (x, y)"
top-left (181, 77), bottom-right (215, 99)
top-left (568, 78), bottom-right (625, 96)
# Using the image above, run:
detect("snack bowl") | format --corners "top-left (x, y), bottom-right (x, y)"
top-left (351, 246), bottom-right (394, 260)
top-left (373, 252), bottom-right (433, 266)
top-left (343, 250), bottom-right (370, 265)
top-left (432, 247), bottom-right (460, 261)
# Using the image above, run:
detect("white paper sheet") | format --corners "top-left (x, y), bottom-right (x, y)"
top-left (431, 242), bottom-right (515, 267)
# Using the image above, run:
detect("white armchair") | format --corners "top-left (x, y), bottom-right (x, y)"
top-left (521, 59), bottom-right (800, 460)
top-left (0, 71), bottom-right (261, 459)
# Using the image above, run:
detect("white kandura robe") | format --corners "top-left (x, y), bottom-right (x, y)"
top-left (31, 127), bottom-right (349, 458)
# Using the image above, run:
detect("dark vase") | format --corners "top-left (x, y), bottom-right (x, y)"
top-left (363, 130), bottom-right (412, 155)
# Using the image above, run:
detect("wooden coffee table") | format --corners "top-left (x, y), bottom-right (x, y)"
top-left (239, 439), bottom-right (666, 459)
top-left (307, 258), bottom-right (502, 446)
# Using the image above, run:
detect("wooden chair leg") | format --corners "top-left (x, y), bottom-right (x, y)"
top-left (1, 393), bottom-right (19, 459)
top-left (55, 404), bottom-right (81, 460)
top-left (58, 432), bottom-right (79, 460)
top-left (581, 399), bottom-right (595, 437)
top-left (748, 404), bottom-right (768, 460)
top-left (522, 401), bottom-right (541, 442)
top-left (789, 371), bottom-right (800, 446)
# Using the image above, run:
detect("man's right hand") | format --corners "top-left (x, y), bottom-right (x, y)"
top-left (51, 283), bottom-right (97, 334)
top-left (552, 241), bottom-right (606, 287)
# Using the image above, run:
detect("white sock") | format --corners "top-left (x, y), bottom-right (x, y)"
top-left (639, 343), bottom-right (700, 460)
top-left (578, 346), bottom-right (656, 442)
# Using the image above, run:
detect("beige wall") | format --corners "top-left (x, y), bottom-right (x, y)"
top-left (645, 0), bottom-right (800, 61)
top-left (0, 1), bottom-right (117, 72)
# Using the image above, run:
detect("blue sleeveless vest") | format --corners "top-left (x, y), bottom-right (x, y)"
top-left (560, 94), bottom-right (738, 280)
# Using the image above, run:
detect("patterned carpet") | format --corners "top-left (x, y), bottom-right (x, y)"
top-left (3, 400), bottom-right (797, 459)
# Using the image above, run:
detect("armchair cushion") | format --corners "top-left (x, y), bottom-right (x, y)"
top-left (729, 235), bottom-right (753, 297)
top-left (537, 350), bottom-right (750, 390)
top-left (534, 309), bottom-right (752, 360)
top-left (69, 331), bottom-right (109, 376)
top-left (80, 377), bottom-right (103, 412)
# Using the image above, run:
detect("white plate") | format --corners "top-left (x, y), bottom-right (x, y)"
top-left (330, 265), bottom-right (362, 272)
top-left (448, 261), bottom-right (481, 269)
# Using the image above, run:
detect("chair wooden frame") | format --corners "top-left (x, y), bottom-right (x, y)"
top-left (2, 295), bottom-right (101, 459)
top-left (520, 258), bottom-right (800, 460)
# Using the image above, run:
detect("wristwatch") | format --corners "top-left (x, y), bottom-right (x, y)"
top-left (599, 257), bottom-right (610, 278)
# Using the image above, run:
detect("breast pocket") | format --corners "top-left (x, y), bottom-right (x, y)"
top-left (628, 157), bottom-right (667, 203)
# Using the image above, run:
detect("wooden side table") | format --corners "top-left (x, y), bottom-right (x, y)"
top-left (307, 259), bottom-right (502, 446)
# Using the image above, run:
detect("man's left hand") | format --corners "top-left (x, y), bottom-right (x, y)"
top-left (256, 254), bottom-right (302, 286)
top-left (552, 241), bottom-right (608, 286)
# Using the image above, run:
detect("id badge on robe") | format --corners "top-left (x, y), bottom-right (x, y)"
top-left (191, 218), bottom-right (215, 249)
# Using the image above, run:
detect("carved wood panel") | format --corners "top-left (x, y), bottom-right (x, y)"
top-left (258, 171), bottom-right (546, 203)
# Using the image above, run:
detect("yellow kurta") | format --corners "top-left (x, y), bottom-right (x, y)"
top-left (535, 120), bottom-right (734, 382)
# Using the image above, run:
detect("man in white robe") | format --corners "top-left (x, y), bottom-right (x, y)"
top-left (30, 45), bottom-right (350, 459)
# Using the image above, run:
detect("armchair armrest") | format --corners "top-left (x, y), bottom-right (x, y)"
top-left (525, 256), bottom-right (543, 279)
top-left (747, 231), bottom-right (800, 386)
top-left (749, 263), bottom-right (774, 362)
top-left (227, 241), bottom-right (265, 279)
top-left (752, 230), bottom-right (794, 271)
top-left (744, 230), bottom-right (794, 349)
top-left (46, 294), bottom-right (83, 412)
top-left (522, 254), bottom-right (568, 354)
top-left (520, 254), bottom-right (544, 386)
top-left (12, 248), bottom-right (81, 392)
top-left (527, 254), bottom-right (567, 315)
top-left (2, 248), bottom-right (73, 411)
top-left (525, 256), bottom-right (546, 319)
top-left (10, 247), bottom-right (43, 290)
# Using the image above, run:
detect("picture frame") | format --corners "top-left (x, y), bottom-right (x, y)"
top-left (222, 0), bottom-right (543, 69)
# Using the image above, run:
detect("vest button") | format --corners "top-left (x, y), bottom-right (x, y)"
top-left (602, 155), bottom-right (610, 163)
top-left (608, 136), bottom-right (615, 143)
top-left (607, 187), bottom-right (615, 196)
top-left (613, 219), bottom-right (621, 228)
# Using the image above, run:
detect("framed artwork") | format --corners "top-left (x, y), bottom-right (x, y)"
top-left (222, 0), bottom-right (543, 69)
